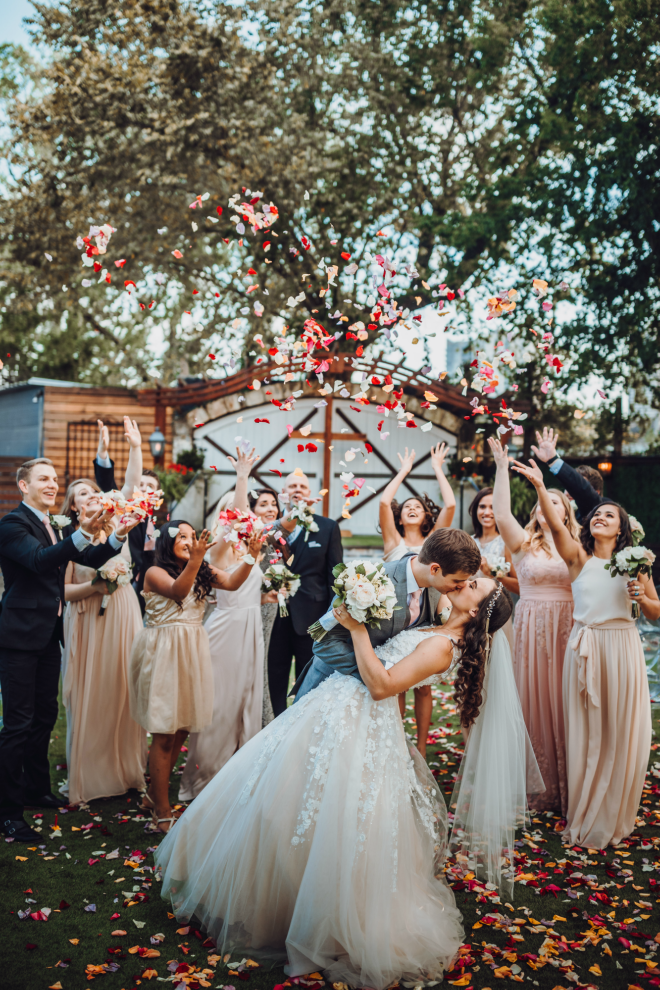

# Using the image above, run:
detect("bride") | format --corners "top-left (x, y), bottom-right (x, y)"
top-left (155, 576), bottom-right (538, 989)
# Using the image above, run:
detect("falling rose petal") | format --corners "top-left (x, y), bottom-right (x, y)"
top-left (541, 379), bottom-right (551, 394)
top-left (171, 250), bottom-right (183, 259)
top-left (597, 388), bottom-right (607, 399)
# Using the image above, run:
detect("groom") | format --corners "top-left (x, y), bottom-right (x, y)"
top-left (294, 528), bottom-right (481, 700)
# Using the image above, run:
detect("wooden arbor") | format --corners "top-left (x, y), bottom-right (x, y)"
top-left (137, 352), bottom-right (473, 517)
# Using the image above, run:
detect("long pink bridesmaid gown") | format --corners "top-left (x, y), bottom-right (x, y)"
top-left (563, 556), bottom-right (651, 848)
top-left (178, 562), bottom-right (264, 801)
top-left (63, 560), bottom-right (146, 805)
top-left (513, 552), bottom-right (574, 814)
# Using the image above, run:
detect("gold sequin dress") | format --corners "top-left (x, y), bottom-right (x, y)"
top-left (128, 590), bottom-right (213, 734)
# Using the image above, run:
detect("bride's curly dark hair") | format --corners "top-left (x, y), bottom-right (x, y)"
top-left (454, 585), bottom-right (513, 728)
top-left (153, 518), bottom-right (215, 604)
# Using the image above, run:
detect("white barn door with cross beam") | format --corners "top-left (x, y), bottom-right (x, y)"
top-left (196, 397), bottom-right (459, 534)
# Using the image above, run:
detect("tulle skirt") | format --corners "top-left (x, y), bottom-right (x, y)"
top-left (156, 672), bottom-right (463, 989)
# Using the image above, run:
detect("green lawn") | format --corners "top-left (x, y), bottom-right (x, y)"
top-left (1, 687), bottom-right (658, 990)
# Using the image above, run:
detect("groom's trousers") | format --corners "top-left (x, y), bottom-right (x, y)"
top-left (0, 627), bottom-right (61, 819)
top-left (268, 613), bottom-right (315, 717)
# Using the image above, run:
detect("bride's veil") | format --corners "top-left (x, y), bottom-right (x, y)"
top-left (449, 628), bottom-right (544, 898)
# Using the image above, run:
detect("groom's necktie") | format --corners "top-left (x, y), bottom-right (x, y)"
top-left (407, 588), bottom-right (422, 627)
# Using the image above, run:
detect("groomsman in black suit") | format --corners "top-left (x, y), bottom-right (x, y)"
top-left (93, 419), bottom-right (159, 613)
top-left (267, 470), bottom-right (343, 716)
top-left (0, 458), bottom-right (140, 841)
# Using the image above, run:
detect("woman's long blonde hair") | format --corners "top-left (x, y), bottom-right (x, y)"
top-left (520, 488), bottom-right (580, 556)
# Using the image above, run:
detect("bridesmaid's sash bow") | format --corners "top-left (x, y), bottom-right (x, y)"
top-left (569, 618), bottom-right (633, 707)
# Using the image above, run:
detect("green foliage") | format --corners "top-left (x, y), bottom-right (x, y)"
top-left (175, 447), bottom-right (205, 471)
top-left (155, 465), bottom-right (193, 507)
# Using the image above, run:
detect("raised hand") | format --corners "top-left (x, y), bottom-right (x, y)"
top-left (487, 436), bottom-right (510, 468)
top-left (531, 427), bottom-right (559, 463)
top-left (246, 531), bottom-right (265, 559)
top-left (97, 419), bottom-right (110, 461)
top-left (397, 447), bottom-right (416, 474)
top-left (189, 528), bottom-right (215, 566)
top-left (124, 417), bottom-right (142, 449)
top-left (228, 445), bottom-right (259, 478)
top-left (115, 512), bottom-right (146, 539)
top-left (79, 503), bottom-right (112, 536)
top-left (430, 442), bottom-right (449, 472)
top-left (511, 458), bottom-right (545, 489)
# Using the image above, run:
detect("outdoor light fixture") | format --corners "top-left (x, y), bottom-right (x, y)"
top-left (597, 460), bottom-right (613, 474)
top-left (148, 427), bottom-right (166, 461)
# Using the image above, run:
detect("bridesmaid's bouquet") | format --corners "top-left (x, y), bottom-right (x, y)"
top-left (262, 563), bottom-right (301, 617)
top-left (92, 555), bottom-right (131, 616)
top-left (309, 559), bottom-right (398, 640)
top-left (287, 501), bottom-right (319, 542)
top-left (605, 544), bottom-right (656, 618)
top-left (629, 516), bottom-right (645, 546)
top-left (484, 553), bottom-right (510, 578)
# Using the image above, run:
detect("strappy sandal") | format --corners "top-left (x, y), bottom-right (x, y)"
top-left (148, 806), bottom-right (177, 834)
top-left (140, 790), bottom-right (156, 814)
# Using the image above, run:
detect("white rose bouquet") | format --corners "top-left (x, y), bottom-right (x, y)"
top-left (92, 555), bottom-right (131, 616)
top-left (308, 559), bottom-right (399, 641)
top-left (605, 544), bottom-right (656, 618)
top-left (288, 501), bottom-right (319, 542)
top-left (629, 516), bottom-right (645, 547)
top-left (484, 553), bottom-right (510, 578)
top-left (262, 563), bottom-right (301, 617)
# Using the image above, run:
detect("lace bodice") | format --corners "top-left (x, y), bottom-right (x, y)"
top-left (375, 627), bottom-right (460, 687)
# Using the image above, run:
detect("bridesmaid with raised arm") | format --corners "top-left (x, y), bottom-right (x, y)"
top-left (178, 449), bottom-right (278, 802)
top-left (512, 455), bottom-right (659, 847)
top-left (61, 417), bottom-right (146, 806)
top-left (130, 522), bottom-right (265, 832)
top-left (488, 437), bottom-right (579, 813)
top-left (379, 443), bottom-right (456, 757)
top-left (467, 487), bottom-right (519, 595)
top-left (250, 485), bottom-right (284, 727)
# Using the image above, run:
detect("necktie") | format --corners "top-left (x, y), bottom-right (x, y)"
top-left (144, 518), bottom-right (156, 552)
top-left (407, 588), bottom-right (422, 627)
top-left (43, 515), bottom-right (62, 616)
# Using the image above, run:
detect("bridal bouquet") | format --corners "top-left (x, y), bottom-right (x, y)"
top-left (308, 559), bottom-right (398, 641)
top-left (629, 516), bottom-right (645, 547)
top-left (287, 501), bottom-right (319, 542)
top-left (262, 563), bottom-right (301, 617)
top-left (605, 544), bottom-right (656, 618)
top-left (484, 553), bottom-right (510, 578)
top-left (92, 555), bottom-right (131, 616)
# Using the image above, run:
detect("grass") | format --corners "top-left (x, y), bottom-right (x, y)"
top-left (1, 687), bottom-right (659, 990)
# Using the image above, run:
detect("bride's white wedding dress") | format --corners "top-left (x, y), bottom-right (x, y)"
top-left (155, 628), bottom-right (464, 989)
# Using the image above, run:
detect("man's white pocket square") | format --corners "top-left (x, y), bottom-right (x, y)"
top-left (308, 541), bottom-right (322, 548)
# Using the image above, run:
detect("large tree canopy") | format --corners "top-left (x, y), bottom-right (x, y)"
top-left (0, 0), bottom-right (657, 397)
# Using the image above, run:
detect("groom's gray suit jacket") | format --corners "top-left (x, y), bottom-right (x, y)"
top-left (294, 553), bottom-right (441, 701)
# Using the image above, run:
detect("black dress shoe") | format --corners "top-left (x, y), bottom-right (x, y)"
top-left (24, 792), bottom-right (67, 810)
top-left (1, 818), bottom-right (41, 841)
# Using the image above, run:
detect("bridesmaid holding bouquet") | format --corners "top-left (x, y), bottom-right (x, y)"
top-left (513, 455), bottom-right (659, 847)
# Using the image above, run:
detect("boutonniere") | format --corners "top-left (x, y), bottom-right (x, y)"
top-left (50, 515), bottom-right (71, 540)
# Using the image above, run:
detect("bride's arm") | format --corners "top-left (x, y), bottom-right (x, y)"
top-left (333, 605), bottom-right (453, 700)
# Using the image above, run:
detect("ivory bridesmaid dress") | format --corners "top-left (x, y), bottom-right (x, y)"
top-left (563, 555), bottom-right (651, 848)
top-left (63, 551), bottom-right (146, 805)
top-left (179, 562), bottom-right (264, 801)
top-left (513, 551), bottom-right (573, 813)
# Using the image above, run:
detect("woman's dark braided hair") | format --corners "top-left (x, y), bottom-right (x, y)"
top-left (454, 584), bottom-right (513, 728)
top-left (391, 493), bottom-right (440, 538)
top-left (154, 518), bottom-right (215, 604)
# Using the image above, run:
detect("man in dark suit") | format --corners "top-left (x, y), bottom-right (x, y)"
top-left (531, 427), bottom-right (604, 522)
top-left (0, 457), bottom-right (140, 841)
top-left (267, 470), bottom-right (343, 716)
top-left (93, 419), bottom-right (159, 612)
